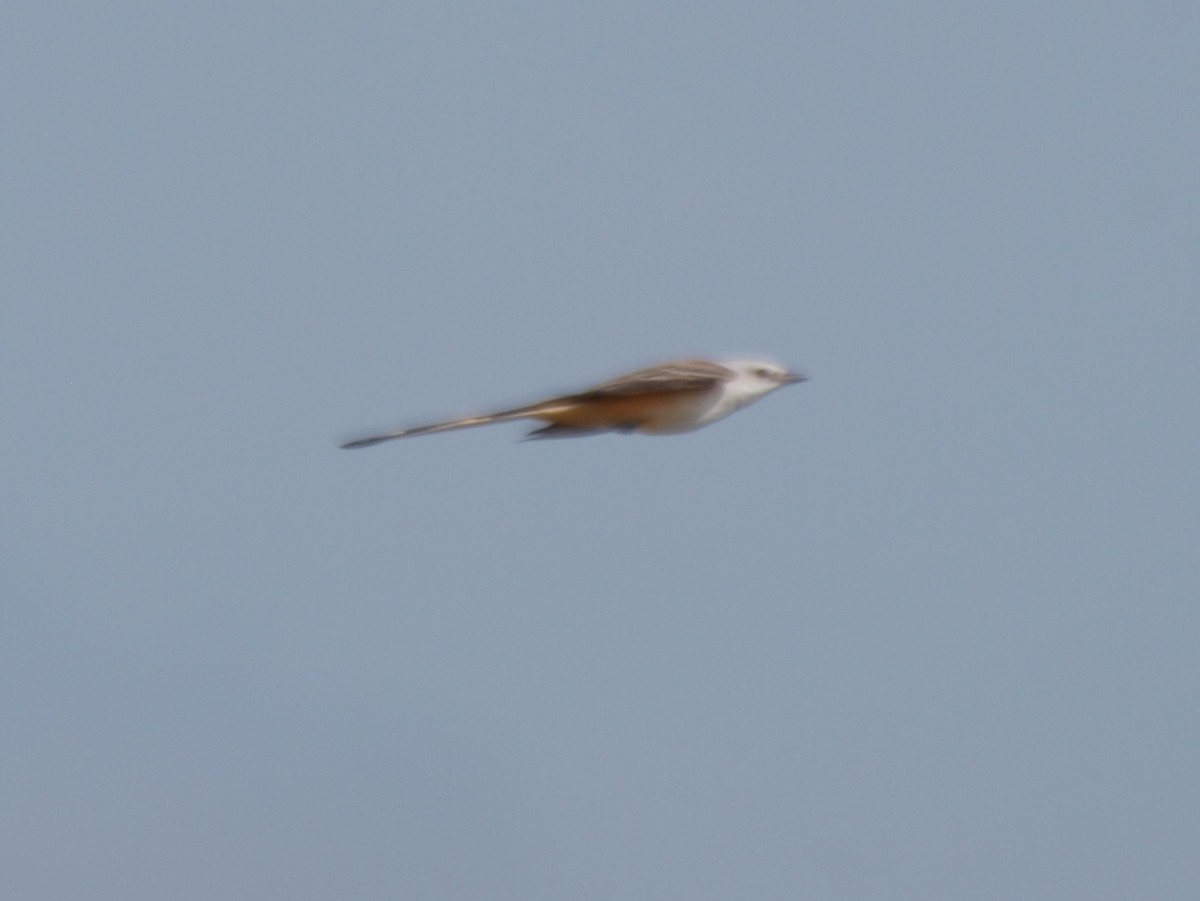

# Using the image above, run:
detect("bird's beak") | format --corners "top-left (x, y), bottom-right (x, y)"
top-left (781, 371), bottom-right (808, 385)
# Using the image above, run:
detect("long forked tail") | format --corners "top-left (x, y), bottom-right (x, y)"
top-left (339, 407), bottom-right (537, 449)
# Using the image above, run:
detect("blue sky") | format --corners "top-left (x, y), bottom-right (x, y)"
top-left (4, 3), bottom-right (1198, 898)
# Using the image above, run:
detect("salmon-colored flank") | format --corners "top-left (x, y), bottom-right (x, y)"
top-left (531, 387), bottom-right (716, 430)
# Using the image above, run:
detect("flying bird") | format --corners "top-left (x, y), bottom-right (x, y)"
top-left (341, 357), bottom-right (807, 448)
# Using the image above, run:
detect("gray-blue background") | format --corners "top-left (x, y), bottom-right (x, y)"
top-left (4, 3), bottom-right (1197, 898)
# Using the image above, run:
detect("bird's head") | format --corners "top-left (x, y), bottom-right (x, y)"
top-left (726, 359), bottom-right (809, 397)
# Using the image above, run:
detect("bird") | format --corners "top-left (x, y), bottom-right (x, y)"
top-left (340, 357), bottom-right (807, 448)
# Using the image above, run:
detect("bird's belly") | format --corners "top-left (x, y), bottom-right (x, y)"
top-left (535, 389), bottom-right (720, 433)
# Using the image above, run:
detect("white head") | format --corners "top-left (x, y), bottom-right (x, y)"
top-left (726, 358), bottom-right (807, 393)
top-left (707, 358), bottom-right (808, 419)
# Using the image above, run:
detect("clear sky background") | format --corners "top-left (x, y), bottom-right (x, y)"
top-left (4, 3), bottom-right (1198, 899)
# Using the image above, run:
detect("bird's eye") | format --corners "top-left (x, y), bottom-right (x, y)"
top-left (754, 367), bottom-right (772, 379)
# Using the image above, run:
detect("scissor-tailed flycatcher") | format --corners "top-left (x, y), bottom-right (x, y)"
top-left (341, 357), bottom-right (807, 448)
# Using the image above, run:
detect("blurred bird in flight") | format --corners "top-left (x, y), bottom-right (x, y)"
top-left (341, 357), bottom-right (807, 448)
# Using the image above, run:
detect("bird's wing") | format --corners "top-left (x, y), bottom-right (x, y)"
top-left (565, 359), bottom-right (734, 399)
